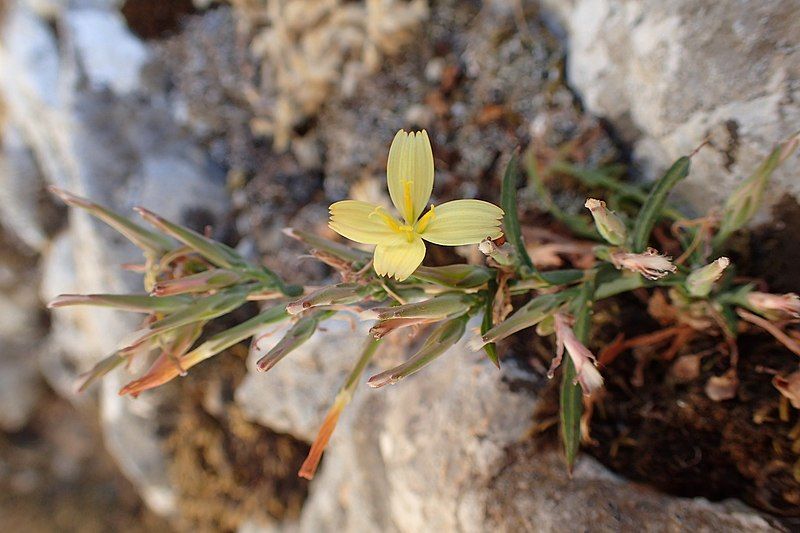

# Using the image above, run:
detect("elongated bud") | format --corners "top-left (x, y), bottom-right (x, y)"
top-left (686, 257), bottom-right (730, 297)
top-left (49, 293), bottom-right (193, 313)
top-left (470, 291), bottom-right (569, 350)
top-left (478, 238), bottom-right (516, 267)
top-left (412, 264), bottom-right (493, 288)
top-left (746, 291), bottom-right (800, 320)
top-left (115, 306), bottom-right (289, 395)
top-left (610, 248), bottom-right (677, 280)
top-left (118, 322), bottom-right (204, 396)
top-left (773, 370), bottom-right (800, 409)
top-left (585, 198), bottom-right (627, 245)
top-left (286, 283), bottom-right (373, 315)
top-left (368, 316), bottom-right (468, 388)
top-left (152, 269), bottom-right (245, 296)
top-left (549, 313), bottom-right (603, 395)
top-left (256, 311), bottom-right (331, 372)
top-left (369, 293), bottom-right (474, 338)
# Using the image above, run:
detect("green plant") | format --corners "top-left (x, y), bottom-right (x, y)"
top-left (48, 131), bottom-right (799, 479)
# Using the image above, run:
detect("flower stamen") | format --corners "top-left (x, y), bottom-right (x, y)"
top-left (402, 179), bottom-right (414, 222)
top-left (415, 205), bottom-right (436, 233)
top-left (368, 206), bottom-right (403, 233)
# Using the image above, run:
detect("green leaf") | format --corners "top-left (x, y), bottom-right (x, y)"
top-left (526, 157), bottom-right (599, 240)
top-left (412, 265), bottom-right (494, 289)
top-left (713, 138), bottom-right (797, 248)
top-left (367, 315), bottom-right (468, 387)
top-left (255, 310), bottom-right (335, 372)
top-left (49, 187), bottom-right (173, 254)
top-left (48, 293), bottom-right (194, 313)
top-left (560, 276), bottom-right (595, 473)
top-left (501, 154), bottom-right (535, 272)
top-left (135, 207), bottom-right (247, 270)
top-left (630, 157), bottom-right (691, 252)
top-left (480, 289), bottom-right (577, 345)
top-left (78, 352), bottom-right (127, 392)
top-left (182, 305), bottom-right (290, 367)
top-left (481, 279), bottom-right (500, 368)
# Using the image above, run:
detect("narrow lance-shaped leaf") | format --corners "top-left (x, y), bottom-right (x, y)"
top-left (501, 153), bottom-right (535, 272)
top-left (49, 293), bottom-right (194, 313)
top-left (372, 293), bottom-right (475, 321)
top-left (412, 264), bottom-right (494, 289)
top-left (298, 337), bottom-right (381, 480)
top-left (481, 279), bottom-right (500, 368)
top-left (49, 187), bottom-right (173, 254)
top-left (287, 283), bottom-right (375, 314)
top-left (256, 310), bottom-right (335, 372)
top-left (561, 277), bottom-right (595, 474)
top-left (135, 207), bottom-right (247, 270)
top-left (118, 305), bottom-right (290, 395)
top-left (714, 135), bottom-right (799, 248)
top-left (473, 289), bottom-right (577, 349)
top-left (630, 157), bottom-right (691, 252)
top-left (78, 352), bottom-right (127, 392)
top-left (120, 287), bottom-right (252, 349)
top-left (367, 315), bottom-right (468, 388)
top-left (152, 269), bottom-right (248, 296)
top-left (525, 154), bottom-right (599, 240)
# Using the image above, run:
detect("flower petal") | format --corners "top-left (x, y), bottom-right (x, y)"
top-left (387, 130), bottom-right (434, 223)
top-left (419, 199), bottom-right (504, 246)
top-left (329, 200), bottom-right (402, 245)
top-left (374, 238), bottom-right (426, 281)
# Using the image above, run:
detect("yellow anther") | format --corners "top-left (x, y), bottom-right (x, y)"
top-left (402, 179), bottom-right (414, 222)
top-left (368, 206), bottom-right (402, 233)
top-left (415, 204), bottom-right (436, 233)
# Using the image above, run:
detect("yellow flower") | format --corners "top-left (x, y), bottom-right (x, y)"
top-left (329, 129), bottom-right (504, 281)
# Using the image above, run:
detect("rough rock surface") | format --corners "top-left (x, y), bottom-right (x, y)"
top-left (236, 324), bottom-right (778, 532)
top-left (1, 0), bottom-right (229, 518)
top-left (541, 0), bottom-right (800, 217)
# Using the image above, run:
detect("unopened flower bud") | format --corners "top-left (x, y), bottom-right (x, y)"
top-left (369, 293), bottom-right (474, 338)
top-left (548, 314), bottom-right (603, 395)
top-left (746, 291), bottom-right (800, 320)
top-left (610, 248), bottom-right (677, 280)
top-left (773, 369), bottom-right (800, 409)
top-left (686, 257), bottom-right (730, 297)
top-left (413, 264), bottom-right (494, 288)
top-left (470, 291), bottom-right (568, 350)
top-left (368, 316), bottom-right (468, 388)
top-left (152, 269), bottom-right (245, 296)
top-left (585, 198), bottom-right (627, 245)
top-left (479, 238), bottom-right (516, 267)
top-left (256, 312), bottom-right (327, 372)
top-left (286, 283), bottom-right (372, 315)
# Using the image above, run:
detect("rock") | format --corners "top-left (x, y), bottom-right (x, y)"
top-left (485, 448), bottom-right (776, 532)
top-left (64, 8), bottom-right (149, 96)
top-left (541, 0), bottom-right (800, 217)
top-left (260, 325), bottom-right (777, 532)
top-left (1, 0), bottom-right (230, 517)
top-left (237, 318), bottom-right (403, 442)
top-left (0, 222), bottom-right (45, 432)
top-left (0, 125), bottom-right (49, 251)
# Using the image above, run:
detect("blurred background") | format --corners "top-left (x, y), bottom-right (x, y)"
top-left (0, 0), bottom-right (797, 531)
